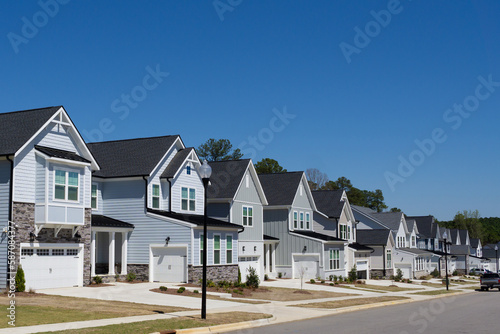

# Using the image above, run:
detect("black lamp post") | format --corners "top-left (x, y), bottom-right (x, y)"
top-left (495, 245), bottom-right (498, 274)
top-left (443, 231), bottom-right (449, 291)
top-left (199, 160), bottom-right (212, 319)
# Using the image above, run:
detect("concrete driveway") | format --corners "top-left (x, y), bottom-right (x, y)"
top-left (42, 282), bottom-right (246, 309)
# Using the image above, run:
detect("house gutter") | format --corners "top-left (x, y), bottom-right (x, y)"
top-left (382, 245), bottom-right (386, 277)
top-left (6, 155), bottom-right (14, 286)
top-left (335, 218), bottom-right (339, 238)
top-left (142, 176), bottom-right (148, 212)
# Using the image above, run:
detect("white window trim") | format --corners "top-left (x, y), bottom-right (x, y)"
top-left (53, 167), bottom-right (80, 203)
top-left (225, 234), bottom-right (233, 264)
top-left (243, 206), bottom-right (253, 227)
top-left (199, 233), bottom-right (204, 266)
top-left (181, 187), bottom-right (196, 212)
top-left (186, 165), bottom-right (191, 175)
top-left (329, 249), bottom-right (340, 270)
top-left (299, 211), bottom-right (304, 229)
top-left (91, 183), bottom-right (98, 210)
top-left (152, 184), bottom-right (160, 209)
top-left (213, 234), bottom-right (221, 265)
top-left (293, 211), bottom-right (298, 230)
top-left (340, 224), bottom-right (347, 239)
top-left (305, 212), bottom-right (311, 230)
top-left (386, 249), bottom-right (392, 267)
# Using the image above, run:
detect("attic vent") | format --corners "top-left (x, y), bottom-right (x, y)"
top-left (299, 185), bottom-right (303, 196)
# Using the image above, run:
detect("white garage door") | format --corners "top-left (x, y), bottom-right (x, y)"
top-left (239, 256), bottom-right (260, 281)
top-left (356, 260), bottom-right (368, 271)
top-left (293, 255), bottom-right (319, 279)
top-left (20, 247), bottom-right (82, 290)
top-left (395, 264), bottom-right (411, 279)
top-left (152, 247), bottom-right (187, 283)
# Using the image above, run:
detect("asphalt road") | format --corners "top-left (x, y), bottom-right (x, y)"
top-left (227, 291), bottom-right (500, 334)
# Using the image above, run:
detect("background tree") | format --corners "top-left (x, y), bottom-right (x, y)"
top-left (254, 158), bottom-right (287, 174)
top-left (365, 189), bottom-right (388, 212)
top-left (390, 207), bottom-right (402, 212)
top-left (306, 168), bottom-right (328, 190)
top-left (197, 138), bottom-right (243, 161)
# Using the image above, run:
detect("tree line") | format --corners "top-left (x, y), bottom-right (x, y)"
top-left (439, 210), bottom-right (500, 245)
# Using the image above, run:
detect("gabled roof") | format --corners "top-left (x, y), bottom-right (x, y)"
top-left (92, 215), bottom-right (134, 228)
top-left (147, 208), bottom-right (242, 229)
top-left (450, 244), bottom-right (471, 255)
top-left (291, 230), bottom-right (345, 242)
top-left (0, 106), bottom-right (61, 156)
top-left (370, 212), bottom-right (406, 232)
top-left (35, 145), bottom-right (91, 164)
top-left (351, 205), bottom-right (390, 230)
top-left (449, 229), bottom-right (459, 244)
top-left (264, 234), bottom-right (279, 241)
top-left (348, 243), bottom-right (373, 252)
top-left (206, 159), bottom-right (250, 199)
top-left (397, 248), bottom-right (434, 256)
top-left (470, 238), bottom-right (480, 248)
top-left (356, 229), bottom-right (391, 246)
top-left (88, 135), bottom-right (180, 178)
top-left (406, 219), bottom-right (416, 233)
top-left (160, 147), bottom-right (196, 179)
top-left (407, 215), bottom-right (434, 238)
top-left (258, 172), bottom-right (304, 206)
top-left (311, 190), bottom-right (345, 218)
top-left (458, 229), bottom-right (469, 245)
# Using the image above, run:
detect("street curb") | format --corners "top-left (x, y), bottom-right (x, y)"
top-left (150, 316), bottom-right (276, 334)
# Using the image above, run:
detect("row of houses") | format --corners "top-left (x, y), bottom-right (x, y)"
top-left (0, 106), bottom-right (497, 290)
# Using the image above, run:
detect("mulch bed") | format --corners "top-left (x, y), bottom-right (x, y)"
top-left (152, 286), bottom-right (271, 298)
top-left (87, 283), bottom-right (115, 287)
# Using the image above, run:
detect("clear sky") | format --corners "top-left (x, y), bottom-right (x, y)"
top-left (1, 1), bottom-right (499, 221)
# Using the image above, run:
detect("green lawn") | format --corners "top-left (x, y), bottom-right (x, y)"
top-left (294, 296), bottom-right (409, 309)
top-left (338, 284), bottom-right (421, 293)
top-left (410, 289), bottom-right (458, 295)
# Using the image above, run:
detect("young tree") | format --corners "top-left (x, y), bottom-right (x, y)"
top-left (196, 138), bottom-right (243, 161)
top-left (306, 168), bottom-right (328, 190)
top-left (254, 158), bottom-right (287, 174)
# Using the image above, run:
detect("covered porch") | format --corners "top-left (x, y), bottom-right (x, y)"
top-left (91, 215), bottom-right (134, 278)
top-left (264, 235), bottom-right (279, 278)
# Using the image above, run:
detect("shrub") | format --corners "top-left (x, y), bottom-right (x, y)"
top-left (126, 272), bottom-right (136, 282)
top-left (329, 283), bottom-right (334, 286)
top-left (278, 272), bottom-right (282, 279)
top-left (159, 286), bottom-right (168, 291)
top-left (348, 266), bottom-right (357, 283)
top-left (15, 266), bottom-right (26, 292)
top-left (238, 267), bottom-right (242, 284)
top-left (93, 275), bottom-right (103, 285)
top-left (431, 268), bottom-right (440, 278)
top-left (264, 274), bottom-right (269, 281)
top-left (329, 275), bottom-right (334, 281)
top-left (207, 280), bottom-right (216, 288)
top-left (246, 266), bottom-right (260, 289)
top-left (321, 280), bottom-right (325, 284)
top-left (333, 275), bottom-right (338, 282)
top-left (193, 290), bottom-right (199, 294)
top-left (177, 287), bottom-right (186, 293)
top-left (338, 275), bottom-right (343, 282)
top-left (395, 268), bottom-right (403, 281)
top-left (452, 270), bottom-right (458, 276)
top-left (310, 279), bottom-right (315, 284)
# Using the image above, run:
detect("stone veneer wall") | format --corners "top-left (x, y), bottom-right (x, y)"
top-left (188, 264), bottom-right (239, 283)
top-left (370, 269), bottom-right (394, 279)
top-left (127, 264), bottom-right (149, 281)
top-left (12, 202), bottom-right (92, 286)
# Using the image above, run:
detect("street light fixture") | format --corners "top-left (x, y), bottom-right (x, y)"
top-left (199, 160), bottom-right (212, 320)
top-left (442, 231), bottom-right (449, 291)
top-left (495, 245), bottom-right (498, 274)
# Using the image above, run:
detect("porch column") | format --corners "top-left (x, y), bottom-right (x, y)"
top-left (108, 232), bottom-right (116, 275)
top-left (121, 232), bottom-right (128, 275)
top-left (91, 231), bottom-right (96, 276)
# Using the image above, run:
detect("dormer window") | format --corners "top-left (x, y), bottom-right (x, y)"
top-left (186, 166), bottom-right (191, 175)
top-left (54, 169), bottom-right (79, 202)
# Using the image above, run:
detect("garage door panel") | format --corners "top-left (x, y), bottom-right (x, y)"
top-left (293, 256), bottom-right (319, 279)
top-left (238, 256), bottom-right (260, 281)
top-left (152, 247), bottom-right (187, 283)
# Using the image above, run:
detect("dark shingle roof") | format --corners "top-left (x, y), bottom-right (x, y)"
top-left (35, 145), bottom-right (91, 163)
top-left (370, 212), bottom-right (404, 231)
top-left (291, 230), bottom-right (344, 242)
top-left (161, 148), bottom-right (196, 179)
top-left (311, 190), bottom-right (344, 218)
top-left (398, 248), bottom-right (434, 255)
top-left (470, 238), bottom-right (480, 248)
top-left (258, 172), bottom-right (303, 206)
top-left (92, 215), bottom-right (134, 228)
top-left (264, 234), bottom-right (279, 241)
top-left (0, 106), bottom-right (61, 156)
top-left (348, 243), bottom-right (373, 251)
top-left (147, 208), bottom-right (242, 229)
top-left (407, 216), bottom-right (434, 238)
top-left (88, 136), bottom-right (179, 178)
top-left (450, 229), bottom-right (459, 243)
top-left (206, 160), bottom-right (250, 199)
top-left (450, 244), bottom-right (471, 255)
top-left (356, 229), bottom-right (391, 246)
top-left (458, 229), bottom-right (469, 244)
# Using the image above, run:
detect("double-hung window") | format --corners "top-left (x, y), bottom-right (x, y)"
top-left (340, 225), bottom-right (347, 239)
top-left (91, 184), bottom-right (98, 209)
top-left (300, 212), bottom-right (304, 229)
top-left (214, 235), bottom-right (221, 264)
top-left (329, 249), bottom-right (340, 270)
top-left (347, 225), bottom-right (351, 240)
top-left (152, 184), bottom-right (160, 209)
top-left (226, 235), bottom-right (233, 264)
top-left (293, 211), bottom-right (298, 229)
top-left (305, 213), bottom-right (310, 230)
top-left (54, 169), bottom-right (79, 201)
top-left (181, 187), bottom-right (196, 211)
top-left (386, 249), bottom-right (392, 267)
top-left (200, 234), bottom-right (204, 265)
top-left (243, 206), bottom-right (253, 226)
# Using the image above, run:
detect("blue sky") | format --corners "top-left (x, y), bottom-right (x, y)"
top-left (1, 1), bottom-right (499, 221)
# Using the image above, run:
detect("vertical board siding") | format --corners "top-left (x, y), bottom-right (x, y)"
top-left (263, 209), bottom-right (323, 267)
top-left (101, 179), bottom-right (192, 264)
top-left (0, 160), bottom-right (11, 288)
top-left (207, 203), bottom-right (230, 221)
top-left (233, 170), bottom-right (265, 241)
top-left (292, 178), bottom-right (314, 209)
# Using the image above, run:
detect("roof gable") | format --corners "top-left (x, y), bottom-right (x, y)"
top-left (160, 148), bottom-right (198, 179)
top-left (372, 212), bottom-right (408, 234)
top-left (258, 172), bottom-right (303, 206)
top-left (207, 159), bottom-right (249, 200)
top-left (312, 190), bottom-right (345, 218)
top-left (356, 229), bottom-right (392, 246)
top-left (292, 173), bottom-right (317, 211)
top-left (88, 135), bottom-right (181, 178)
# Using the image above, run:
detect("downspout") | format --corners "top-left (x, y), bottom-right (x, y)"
top-left (143, 176), bottom-right (148, 212)
top-left (6, 156), bottom-right (14, 286)
top-left (335, 218), bottom-right (339, 238)
top-left (166, 177), bottom-right (172, 212)
top-left (382, 245), bottom-right (386, 277)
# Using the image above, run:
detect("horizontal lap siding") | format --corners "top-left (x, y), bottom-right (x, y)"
top-left (263, 209), bottom-right (323, 267)
top-left (102, 180), bottom-right (192, 264)
top-left (233, 170), bottom-right (264, 241)
top-left (0, 160), bottom-right (11, 288)
top-left (148, 146), bottom-right (177, 210)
